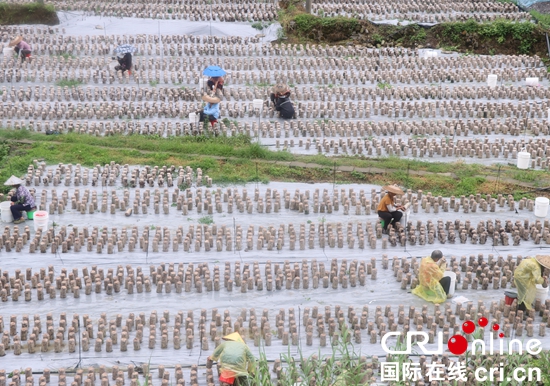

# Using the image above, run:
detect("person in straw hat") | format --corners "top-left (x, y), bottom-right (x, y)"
top-left (270, 83), bottom-right (295, 119)
top-left (412, 250), bottom-right (451, 304)
top-left (9, 36), bottom-right (32, 63)
top-left (207, 332), bottom-right (256, 385)
top-left (513, 255), bottom-right (550, 312)
top-left (5, 175), bottom-right (36, 224)
top-left (377, 184), bottom-right (406, 233)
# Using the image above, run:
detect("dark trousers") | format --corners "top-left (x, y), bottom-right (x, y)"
top-left (21, 50), bottom-right (31, 62)
top-left (439, 276), bottom-right (451, 295)
top-left (518, 302), bottom-right (527, 312)
top-left (378, 210), bottom-right (403, 230)
top-left (11, 204), bottom-right (32, 220)
top-left (115, 65), bottom-right (130, 74)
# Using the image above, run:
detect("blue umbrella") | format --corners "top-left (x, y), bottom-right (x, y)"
top-left (203, 65), bottom-right (226, 77)
top-left (114, 44), bottom-right (137, 55)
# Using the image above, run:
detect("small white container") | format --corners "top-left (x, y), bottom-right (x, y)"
top-left (2, 47), bottom-right (14, 56)
top-left (0, 201), bottom-right (13, 223)
top-left (33, 210), bottom-right (49, 231)
top-left (535, 284), bottom-right (549, 302)
top-left (535, 197), bottom-right (550, 217)
top-left (444, 271), bottom-right (456, 296)
top-left (526, 77), bottom-right (539, 86)
top-left (517, 151), bottom-right (530, 169)
top-left (487, 74), bottom-right (497, 87)
top-left (253, 99), bottom-right (263, 110)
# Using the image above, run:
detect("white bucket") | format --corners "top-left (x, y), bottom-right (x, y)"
top-left (444, 271), bottom-right (456, 296)
top-left (3, 47), bottom-right (14, 56)
top-left (399, 208), bottom-right (410, 227)
top-left (517, 151), bottom-right (530, 169)
top-left (253, 99), bottom-right (263, 110)
top-left (0, 201), bottom-right (13, 223)
top-left (535, 284), bottom-right (549, 302)
top-left (33, 210), bottom-right (49, 231)
top-left (535, 197), bottom-right (550, 217)
top-left (526, 77), bottom-right (539, 86)
top-left (199, 78), bottom-right (206, 90)
top-left (487, 74), bottom-right (497, 87)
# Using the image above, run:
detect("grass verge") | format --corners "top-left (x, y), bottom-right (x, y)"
top-left (55, 79), bottom-right (84, 87)
top-left (278, 1), bottom-right (548, 57)
top-left (0, 2), bottom-right (59, 25)
top-left (0, 129), bottom-right (546, 199)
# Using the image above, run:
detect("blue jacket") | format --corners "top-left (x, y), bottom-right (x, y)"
top-left (203, 103), bottom-right (220, 119)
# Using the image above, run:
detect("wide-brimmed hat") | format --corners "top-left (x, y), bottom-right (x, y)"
top-left (4, 175), bottom-right (23, 186)
top-left (535, 255), bottom-right (550, 270)
top-left (9, 36), bottom-right (23, 47)
top-left (202, 94), bottom-right (220, 104)
top-left (273, 83), bottom-right (290, 94)
top-left (382, 185), bottom-right (404, 195)
top-left (222, 332), bottom-right (245, 344)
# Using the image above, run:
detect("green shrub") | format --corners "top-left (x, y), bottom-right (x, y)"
top-left (292, 14), bottom-right (360, 41)
top-left (440, 19), bottom-right (537, 54)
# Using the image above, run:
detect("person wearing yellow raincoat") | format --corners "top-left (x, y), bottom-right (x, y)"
top-left (412, 250), bottom-right (451, 304)
top-left (208, 332), bottom-right (256, 385)
top-left (514, 255), bottom-right (550, 312)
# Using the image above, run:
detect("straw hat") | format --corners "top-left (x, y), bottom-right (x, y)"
top-left (273, 83), bottom-right (290, 94)
top-left (222, 332), bottom-right (245, 344)
top-left (535, 255), bottom-right (550, 270)
top-left (4, 175), bottom-right (23, 186)
top-left (201, 94), bottom-right (220, 104)
top-left (382, 184), bottom-right (404, 195)
top-left (9, 36), bottom-right (23, 47)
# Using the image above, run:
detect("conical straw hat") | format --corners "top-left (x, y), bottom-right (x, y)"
top-left (273, 83), bottom-right (290, 94)
top-left (222, 332), bottom-right (245, 343)
top-left (4, 175), bottom-right (23, 186)
top-left (201, 94), bottom-right (220, 104)
top-left (382, 185), bottom-right (404, 195)
top-left (9, 36), bottom-right (23, 47)
top-left (535, 255), bottom-right (550, 270)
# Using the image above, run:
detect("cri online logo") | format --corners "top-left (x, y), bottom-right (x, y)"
top-left (448, 317), bottom-right (494, 354)
top-left (447, 317), bottom-right (541, 356)
top-left (381, 317), bottom-right (542, 355)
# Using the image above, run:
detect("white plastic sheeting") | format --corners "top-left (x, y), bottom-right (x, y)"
top-left (55, 12), bottom-right (281, 41)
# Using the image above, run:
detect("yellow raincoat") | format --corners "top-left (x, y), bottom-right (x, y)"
top-left (412, 256), bottom-right (447, 304)
top-left (514, 258), bottom-right (544, 311)
top-left (211, 340), bottom-right (256, 379)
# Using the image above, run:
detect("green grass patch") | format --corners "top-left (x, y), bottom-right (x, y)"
top-left (285, 12), bottom-right (360, 42)
top-left (245, 82), bottom-right (273, 88)
top-left (0, 2), bottom-right (58, 25)
top-left (530, 10), bottom-right (550, 30)
top-left (197, 215), bottom-right (214, 225)
top-left (251, 21), bottom-right (271, 30)
top-left (55, 78), bottom-right (84, 87)
top-left (0, 130), bottom-right (293, 161)
top-left (437, 18), bottom-right (538, 54)
top-left (0, 129), bottom-right (547, 198)
top-left (58, 52), bottom-right (76, 60)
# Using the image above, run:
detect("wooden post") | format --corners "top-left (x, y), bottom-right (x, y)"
top-left (305, 0), bottom-right (311, 14)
